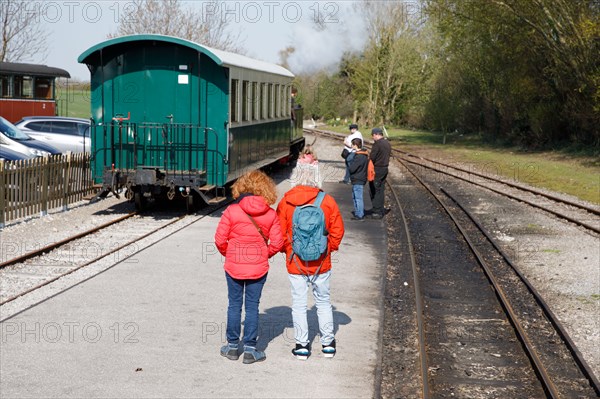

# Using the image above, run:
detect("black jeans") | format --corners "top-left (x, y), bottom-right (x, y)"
top-left (369, 167), bottom-right (388, 215)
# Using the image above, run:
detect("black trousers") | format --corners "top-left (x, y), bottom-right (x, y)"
top-left (369, 166), bottom-right (388, 214)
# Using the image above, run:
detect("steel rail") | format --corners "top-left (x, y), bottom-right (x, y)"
top-left (387, 179), bottom-right (431, 399)
top-left (402, 157), bottom-right (600, 234)
top-left (305, 128), bottom-right (599, 233)
top-left (308, 126), bottom-right (596, 396)
top-left (441, 186), bottom-right (600, 396)
top-left (0, 213), bottom-right (186, 306)
top-left (399, 150), bottom-right (600, 217)
top-left (0, 200), bottom-right (234, 307)
top-left (399, 159), bottom-right (562, 399)
top-left (0, 211), bottom-right (138, 269)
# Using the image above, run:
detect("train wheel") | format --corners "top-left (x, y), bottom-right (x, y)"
top-left (134, 192), bottom-right (146, 211)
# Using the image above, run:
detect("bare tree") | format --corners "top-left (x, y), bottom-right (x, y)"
top-left (0, 0), bottom-right (48, 62)
top-left (349, 1), bottom-right (427, 126)
top-left (109, 0), bottom-right (243, 53)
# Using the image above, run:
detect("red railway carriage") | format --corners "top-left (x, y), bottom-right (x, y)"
top-left (0, 62), bottom-right (70, 123)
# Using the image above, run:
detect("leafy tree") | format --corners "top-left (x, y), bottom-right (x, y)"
top-left (346, 1), bottom-right (430, 126)
top-left (109, 0), bottom-right (242, 52)
top-left (0, 0), bottom-right (48, 62)
top-left (424, 0), bottom-right (599, 146)
top-left (294, 70), bottom-right (353, 121)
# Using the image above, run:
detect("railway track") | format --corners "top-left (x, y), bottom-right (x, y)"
top-left (305, 128), bottom-right (599, 396)
top-left (306, 128), bottom-right (599, 235)
top-left (382, 159), bottom-right (600, 398)
top-left (0, 201), bottom-right (233, 309)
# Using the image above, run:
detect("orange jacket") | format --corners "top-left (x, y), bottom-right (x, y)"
top-left (276, 186), bottom-right (344, 275)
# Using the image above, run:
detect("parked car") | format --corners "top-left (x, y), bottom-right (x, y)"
top-left (14, 116), bottom-right (91, 153)
top-left (0, 146), bottom-right (35, 161)
top-left (0, 116), bottom-right (61, 156)
top-left (0, 124), bottom-right (53, 159)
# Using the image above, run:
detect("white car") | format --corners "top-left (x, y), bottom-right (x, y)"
top-left (15, 116), bottom-right (91, 153)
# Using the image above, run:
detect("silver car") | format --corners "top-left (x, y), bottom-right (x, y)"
top-left (15, 116), bottom-right (91, 153)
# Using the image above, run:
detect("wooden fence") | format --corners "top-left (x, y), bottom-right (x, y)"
top-left (0, 153), bottom-right (95, 227)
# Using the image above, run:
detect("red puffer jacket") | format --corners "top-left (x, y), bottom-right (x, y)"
top-left (215, 195), bottom-right (284, 280)
top-left (276, 186), bottom-right (345, 275)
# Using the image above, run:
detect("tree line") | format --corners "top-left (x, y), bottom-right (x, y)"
top-left (3, 0), bottom-right (597, 148)
top-left (295, 1), bottom-right (599, 149)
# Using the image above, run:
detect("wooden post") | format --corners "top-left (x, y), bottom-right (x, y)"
top-left (63, 153), bottom-right (72, 211)
top-left (0, 161), bottom-right (5, 228)
top-left (41, 157), bottom-right (49, 216)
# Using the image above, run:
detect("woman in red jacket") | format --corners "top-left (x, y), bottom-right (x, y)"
top-left (214, 170), bottom-right (284, 364)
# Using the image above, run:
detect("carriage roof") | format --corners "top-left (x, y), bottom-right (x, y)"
top-left (0, 62), bottom-right (70, 78)
top-left (78, 34), bottom-right (294, 78)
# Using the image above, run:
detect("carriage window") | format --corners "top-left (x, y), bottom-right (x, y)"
top-left (242, 80), bottom-right (249, 121)
top-left (260, 83), bottom-right (267, 119)
top-left (14, 76), bottom-right (33, 98)
top-left (280, 85), bottom-right (286, 117)
top-left (251, 82), bottom-right (258, 121)
top-left (285, 85), bottom-right (291, 117)
top-left (274, 84), bottom-right (280, 117)
top-left (267, 83), bottom-right (273, 118)
top-left (0, 76), bottom-right (10, 97)
top-left (230, 79), bottom-right (239, 122)
top-left (34, 78), bottom-right (53, 99)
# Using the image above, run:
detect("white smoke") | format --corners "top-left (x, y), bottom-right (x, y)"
top-left (286, 3), bottom-right (368, 73)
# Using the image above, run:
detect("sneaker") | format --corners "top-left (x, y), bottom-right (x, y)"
top-left (292, 343), bottom-right (311, 360)
top-left (322, 339), bottom-right (336, 358)
top-left (368, 213), bottom-right (384, 220)
top-left (351, 216), bottom-right (364, 221)
top-left (242, 346), bottom-right (266, 364)
top-left (220, 343), bottom-right (239, 360)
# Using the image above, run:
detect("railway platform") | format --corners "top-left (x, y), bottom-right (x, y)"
top-left (0, 157), bottom-right (388, 398)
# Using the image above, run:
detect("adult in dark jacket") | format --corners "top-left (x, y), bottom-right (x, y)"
top-left (348, 138), bottom-right (369, 220)
top-left (215, 170), bottom-right (284, 364)
top-left (368, 127), bottom-right (391, 219)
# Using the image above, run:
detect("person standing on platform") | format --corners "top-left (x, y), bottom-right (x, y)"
top-left (367, 127), bottom-right (391, 219)
top-left (297, 145), bottom-right (318, 165)
top-left (348, 138), bottom-right (369, 221)
top-left (214, 170), bottom-right (284, 364)
top-left (340, 124), bottom-right (363, 184)
top-left (277, 171), bottom-right (345, 360)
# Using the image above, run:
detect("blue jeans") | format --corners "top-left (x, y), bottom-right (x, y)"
top-left (225, 272), bottom-right (267, 347)
top-left (343, 151), bottom-right (356, 183)
top-left (288, 271), bottom-right (334, 346)
top-left (352, 184), bottom-right (364, 218)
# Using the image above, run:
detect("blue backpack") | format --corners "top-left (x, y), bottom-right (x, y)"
top-left (291, 191), bottom-right (328, 262)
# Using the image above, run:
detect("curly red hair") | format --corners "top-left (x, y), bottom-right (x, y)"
top-left (231, 170), bottom-right (278, 205)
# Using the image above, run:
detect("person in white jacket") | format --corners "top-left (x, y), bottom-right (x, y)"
top-left (341, 124), bottom-right (363, 184)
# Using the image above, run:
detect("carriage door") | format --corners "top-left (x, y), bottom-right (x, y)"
top-left (140, 64), bottom-right (193, 171)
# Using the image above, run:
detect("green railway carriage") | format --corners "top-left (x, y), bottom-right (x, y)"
top-left (78, 34), bottom-right (304, 210)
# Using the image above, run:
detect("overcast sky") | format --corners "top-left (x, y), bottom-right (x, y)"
top-left (31, 1), bottom-right (368, 80)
